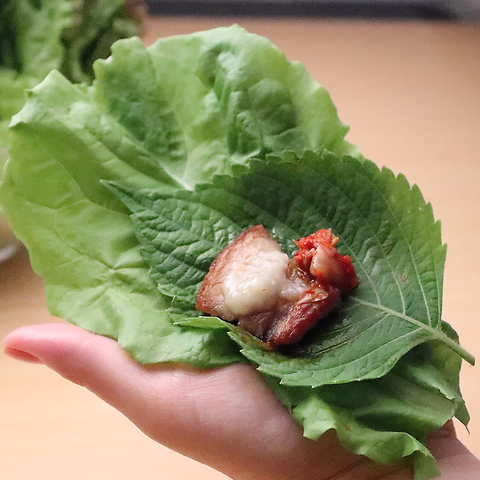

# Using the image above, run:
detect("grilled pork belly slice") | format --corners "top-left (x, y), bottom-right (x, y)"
top-left (196, 225), bottom-right (358, 348)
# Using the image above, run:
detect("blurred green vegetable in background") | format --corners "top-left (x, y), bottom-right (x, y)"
top-left (0, 0), bottom-right (145, 165)
top-left (0, 0), bottom-right (145, 257)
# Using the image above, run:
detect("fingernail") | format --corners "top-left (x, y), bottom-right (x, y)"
top-left (4, 347), bottom-right (42, 364)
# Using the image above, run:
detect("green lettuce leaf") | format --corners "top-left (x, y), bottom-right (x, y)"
top-left (0, 71), bottom-right (38, 166)
top-left (108, 150), bottom-right (472, 386)
top-left (0, 91), bottom-right (240, 366)
top-left (91, 27), bottom-right (360, 187)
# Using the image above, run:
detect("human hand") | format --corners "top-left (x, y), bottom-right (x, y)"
top-left (4, 323), bottom-right (480, 480)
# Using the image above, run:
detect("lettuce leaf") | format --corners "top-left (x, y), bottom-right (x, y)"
top-left (0, 71), bottom-right (38, 167)
top-left (91, 28), bottom-right (360, 187)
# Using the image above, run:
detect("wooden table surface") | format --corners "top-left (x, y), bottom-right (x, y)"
top-left (1, 15), bottom-right (479, 480)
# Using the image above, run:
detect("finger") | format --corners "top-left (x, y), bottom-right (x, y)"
top-left (426, 421), bottom-right (480, 479)
top-left (3, 323), bottom-right (403, 480)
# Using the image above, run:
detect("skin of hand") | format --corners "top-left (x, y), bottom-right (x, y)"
top-left (3, 323), bottom-right (480, 480)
